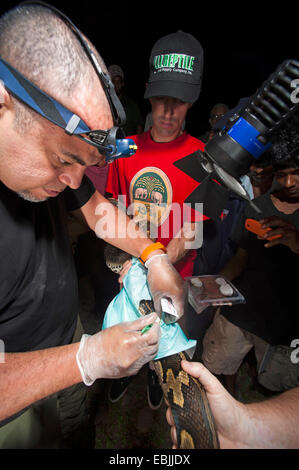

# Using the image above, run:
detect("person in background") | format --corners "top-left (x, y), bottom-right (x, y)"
top-left (201, 125), bottom-right (299, 397)
top-left (248, 152), bottom-right (274, 198)
top-left (105, 30), bottom-right (208, 410)
top-left (108, 64), bottom-right (144, 136)
top-left (199, 102), bottom-right (229, 143)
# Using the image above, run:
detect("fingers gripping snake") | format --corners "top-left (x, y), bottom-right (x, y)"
top-left (104, 242), bottom-right (219, 449)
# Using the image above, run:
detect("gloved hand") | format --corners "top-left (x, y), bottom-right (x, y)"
top-left (145, 254), bottom-right (187, 324)
top-left (76, 312), bottom-right (160, 385)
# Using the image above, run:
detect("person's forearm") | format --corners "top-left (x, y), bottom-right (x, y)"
top-left (95, 207), bottom-right (154, 258)
top-left (243, 387), bottom-right (299, 449)
top-left (0, 344), bottom-right (81, 422)
top-left (167, 238), bottom-right (189, 265)
top-left (77, 191), bottom-right (158, 258)
top-left (167, 222), bottom-right (197, 265)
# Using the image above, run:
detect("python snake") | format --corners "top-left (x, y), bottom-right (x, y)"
top-left (104, 243), bottom-right (219, 449)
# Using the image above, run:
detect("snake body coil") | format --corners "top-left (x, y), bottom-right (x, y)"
top-left (139, 299), bottom-right (219, 449)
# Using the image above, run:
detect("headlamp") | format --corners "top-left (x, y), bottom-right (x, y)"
top-left (0, 1), bottom-right (137, 162)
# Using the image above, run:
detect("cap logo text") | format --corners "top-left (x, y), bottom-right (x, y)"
top-left (153, 54), bottom-right (195, 73)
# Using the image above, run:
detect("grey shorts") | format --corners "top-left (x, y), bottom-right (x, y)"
top-left (202, 309), bottom-right (267, 375)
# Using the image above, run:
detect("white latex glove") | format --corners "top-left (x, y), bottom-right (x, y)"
top-left (145, 254), bottom-right (187, 324)
top-left (76, 313), bottom-right (160, 385)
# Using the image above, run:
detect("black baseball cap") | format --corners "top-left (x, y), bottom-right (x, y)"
top-left (144, 31), bottom-right (204, 104)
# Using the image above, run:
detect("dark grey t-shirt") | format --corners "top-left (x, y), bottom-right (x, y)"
top-left (0, 175), bottom-right (95, 427)
top-left (0, 175), bottom-right (95, 353)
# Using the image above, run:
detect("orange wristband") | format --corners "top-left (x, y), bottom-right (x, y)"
top-left (139, 242), bottom-right (167, 265)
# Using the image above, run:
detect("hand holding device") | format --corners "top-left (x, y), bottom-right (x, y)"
top-left (245, 218), bottom-right (282, 241)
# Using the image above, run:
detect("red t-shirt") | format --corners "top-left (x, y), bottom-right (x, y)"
top-left (85, 164), bottom-right (108, 195)
top-left (105, 130), bottom-right (208, 277)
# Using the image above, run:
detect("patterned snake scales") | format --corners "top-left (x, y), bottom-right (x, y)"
top-left (104, 241), bottom-right (219, 449)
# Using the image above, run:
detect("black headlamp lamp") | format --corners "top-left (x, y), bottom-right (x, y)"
top-left (0, 1), bottom-right (137, 162)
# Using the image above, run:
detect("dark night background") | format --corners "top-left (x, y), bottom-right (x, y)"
top-left (0, 1), bottom-right (298, 136)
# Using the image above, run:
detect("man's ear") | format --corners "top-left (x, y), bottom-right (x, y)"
top-left (0, 82), bottom-right (13, 115)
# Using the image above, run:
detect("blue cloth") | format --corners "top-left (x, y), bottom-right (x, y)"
top-left (102, 258), bottom-right (196, 360)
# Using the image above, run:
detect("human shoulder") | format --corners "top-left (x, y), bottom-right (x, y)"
top-left (123, 131), bottom-right (153, 153)
top-left (128, 130), bottom-right (149, 143)
top-left (244, 192), bottom-right (273, 218)
top-left (185, 133), bottom-right (205, 148)
top-left (246, 191), bottom-right (299, 225)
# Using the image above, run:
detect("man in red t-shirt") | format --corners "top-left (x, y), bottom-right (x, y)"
top-left (106, 130), bottom-right (208, 278)
top-left (105, 31), bottom-right (208, 409)
top-left (106, 31), bottom-right (207, 279)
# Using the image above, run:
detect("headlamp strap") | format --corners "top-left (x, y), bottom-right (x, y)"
top-left (0, 56), bottom-right (90, 135)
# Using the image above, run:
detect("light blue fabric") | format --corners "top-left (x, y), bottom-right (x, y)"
top-left (102, 258), bottom-right (196, 360)
top-left (240, 174), bottom-right (254, 199)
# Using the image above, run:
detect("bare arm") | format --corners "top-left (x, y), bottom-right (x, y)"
top-left (0, 314), bottom-right (160, 423)
top-left (74, 190), bottom-right (160, 258)
top-left (244, 386), bottom-right (299, 448)
top-left (166, 222), bottom-right (198, 265)
top-left (0, 344), bottom-right (81, 423)
top-left (167, 361), bottom-right (299, 449)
